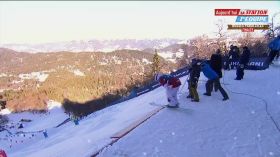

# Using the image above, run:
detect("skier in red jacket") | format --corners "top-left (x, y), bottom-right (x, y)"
top-left (0, 149), bottom-right (7, 157)
top-left (154, 73), bottom-right (181, 108)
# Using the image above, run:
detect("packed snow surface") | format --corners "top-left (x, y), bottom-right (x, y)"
top-left (1, 66), bottom-right (280, 157)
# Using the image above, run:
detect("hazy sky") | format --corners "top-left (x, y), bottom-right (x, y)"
top-left (0, 1), bottom-right (279, 44)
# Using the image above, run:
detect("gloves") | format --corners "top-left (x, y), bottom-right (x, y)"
top-left (239, 64), bottom-right (244, 68)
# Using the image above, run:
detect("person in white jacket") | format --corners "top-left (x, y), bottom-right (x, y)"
top-left (154, 73), bottom-right (182, 108)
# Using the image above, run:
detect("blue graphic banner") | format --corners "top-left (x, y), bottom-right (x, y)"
top-left (223, 57), bottom-right (269, 70)
top-left (236, 16), bottom-right (268, 22)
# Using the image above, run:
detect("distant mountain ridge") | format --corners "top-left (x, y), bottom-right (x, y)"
top-left (0, 39), bottom-right (186, 53)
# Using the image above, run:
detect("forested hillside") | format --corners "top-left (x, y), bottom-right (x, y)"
top-left (0, 48), bottom-right (176, 112)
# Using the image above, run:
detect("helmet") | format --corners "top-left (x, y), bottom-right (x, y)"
top-left (191, 58), bottom-right (198, 65)
top-left (191, 59), bottom-right (202, 67)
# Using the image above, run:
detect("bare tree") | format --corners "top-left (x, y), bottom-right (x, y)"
top-left (264, 11), bottom-right (280, 38)
top-left (238, 33), bottom-right (253, 46)
top-left (213, 19), bottom-right (227, 50)
top-left (189, 34), bottom-right (214, 59)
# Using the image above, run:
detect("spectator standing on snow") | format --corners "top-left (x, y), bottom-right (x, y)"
top-left (228, 45), bottom-right (240, 70)
top-left (210, 49), bottom-right (224, 92)
top-left (268, 35), bottom-right (280, 64)
top-left (154, 73), bottom-right (181, 108)
top-left (235, 46), bottom-right (251, 80)
top-left (187, 59), bottom-right (201, 102)
top-left (210, 49), bottom-right (223, 78)
top-left (227, 45), bottom-right (235, 70)
top-left (201, 61), bottom-right (229, 101)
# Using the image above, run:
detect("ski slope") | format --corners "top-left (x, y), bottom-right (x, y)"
top-left (98, 64), bottom-right (280, 157)
top-left (1, 64), bottom-right (280, 157)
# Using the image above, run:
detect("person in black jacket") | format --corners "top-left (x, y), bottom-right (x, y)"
top-left (227, 45), bottom-right (234, 70)
top-left (235, 46), bottom-right (251, 80)
top-left (210, 49), bottom-right (223, 78)
top-left (228, 45), bottom-right (240, 69)
top-left (210, 49), bottom-right (223, 92)
top-left (187, 59), bottom-right (201, 102)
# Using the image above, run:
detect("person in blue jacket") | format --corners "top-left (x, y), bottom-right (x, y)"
top-left (268, 35), bottom-right (280, 64)
top-left (201, 61), bottom-right (229, 101)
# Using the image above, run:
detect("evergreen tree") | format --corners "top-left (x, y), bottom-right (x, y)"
top-left (151, 49), bottom-right (160, 75)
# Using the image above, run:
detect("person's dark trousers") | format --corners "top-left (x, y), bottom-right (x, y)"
top-left (205, 79), bottom-right (214, 95)
top-left (224, 58), bottom-right (230, 70)
top-left (269, 50), bottom-right (278, 64)
top-left (228, 59), bottom-right (233, 70)
top-left (236, 66), bottom-right (244, 80)
top-left (206, 77), bottom-right (220, 93)
top-left (189, 82), bottom-right (199, 101)
top-left (214, 79), bottom-right (229, 99)
top-left (276, 51), bottom-right (280, 60)
top-left (187, 81), bottom-right (193, 98)
top-left (206, 79), bottom-right (229, 99)
top-left (210, 79), bottom-right (219, 92)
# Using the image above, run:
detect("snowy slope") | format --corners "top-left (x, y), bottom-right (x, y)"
top-left (1, 91), bottom-right (168, 157)
top-left (1, 65), bottom-right (280, 157)
top-left (98, 66), bottom-right (280, 157)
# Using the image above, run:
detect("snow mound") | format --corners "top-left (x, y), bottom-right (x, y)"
top-left (19, 72), bottom-right (49, 82)
top-left (72, 69), bottom-right (85, 76)
top-left (142, 58), bottom-right (152, 64)
top-left (0, 108), bottom-right (11, 115)
top-left (0, 73), bottom-right (8, 77)
top-left (47, 100), bottom-right (62, 110)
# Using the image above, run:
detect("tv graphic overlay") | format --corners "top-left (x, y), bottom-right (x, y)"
top-left (215, 9), bottom-right (269, 32)
top-left (227, 24), bottom-right (269, 32)
top-left (235, 16), bottom-right (268, 23)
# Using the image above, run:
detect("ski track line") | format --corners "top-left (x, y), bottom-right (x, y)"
top-left (223, 69), bottom-right (280, 133)
top-left (222, 70), bottom-right (279, 157)
top-left (91, 106), bottom-right (164, 157)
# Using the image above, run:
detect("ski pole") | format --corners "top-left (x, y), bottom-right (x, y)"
top-left (179, 72), bottom-right (190, 94)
